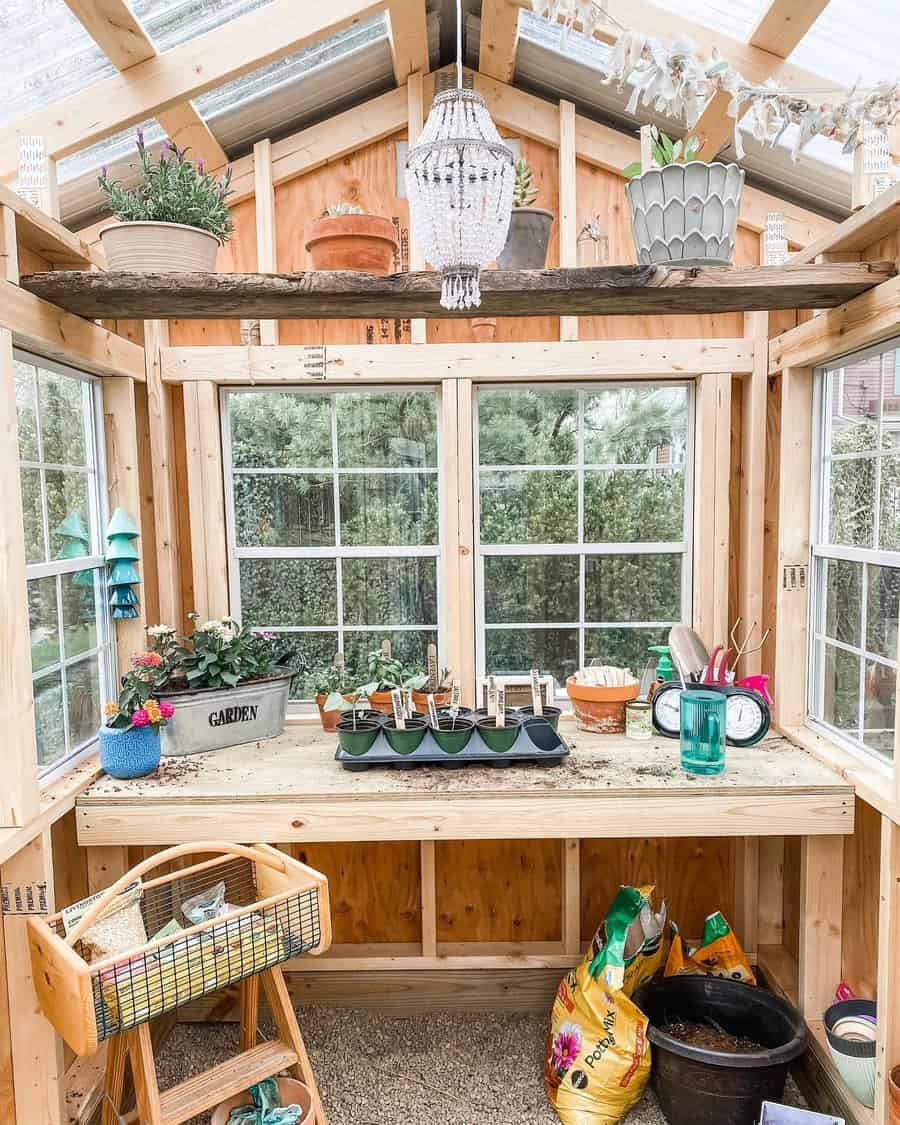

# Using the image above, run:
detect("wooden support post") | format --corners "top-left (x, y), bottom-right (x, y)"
top-left (420, 841), bottom-right (437, 958)
top-left (144, 318), bottom-right (182, 628)
top-left (2, 831), bottom-right (65, 1124)
top-left (103, 377), bottom-right (148, 672)
top-left (693, 372), bottom-right (731, 646)
top-left (407, 73), bottom-right (427, 346)
top-left (562, 838), bottom-right (581, 956)
top-left (774, 367), bottom-right (814, 727)
top-left (734, 837), bottom-right (760, 963)
top-left (875, 816), bottom-right (899, 1125)
top-left (0, 203), bottom-right (39, 828)
top-left (260, 968), bottom-right (328, 1125)
top-left (455, 378), bottom-right (476, 706)
top-left (86, 846), bottom-right (129, 893)
top-left (739, 305), bottom-right (768, 678)
top-left (240, 975), bottom-right (260, 1052)
top-left (183, 381), bottom-right (229, 620)
top-left (639, 125), bottom-right (654, 171)
top-left (440, 379), bottom-right (462, 685)
top-left (558, 99), bottom-right (578, 343)
top-left (253, 138), bottom-right (279, 347)
top-left (757, 837), bottom-right (786, 946)
top-left (798, 835), bottom-right (844, 1021)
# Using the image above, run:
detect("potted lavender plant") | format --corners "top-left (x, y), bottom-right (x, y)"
top-left (98, 129), bottom-right (233, 272)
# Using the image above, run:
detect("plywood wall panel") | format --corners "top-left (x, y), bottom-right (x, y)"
top-left (783, 835), bottom-right (801, 961)
top-left (841, 797), bottom-right (881, 999)
top-left (435, 840), bottom-right (562, 942)
top-left (580, 837), bottom-right (736, 941)
top-left (50, 810), bottom-right (88, 911)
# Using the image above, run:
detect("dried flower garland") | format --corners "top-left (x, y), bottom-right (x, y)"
top-left (530, 0), bottom-right (899, 160)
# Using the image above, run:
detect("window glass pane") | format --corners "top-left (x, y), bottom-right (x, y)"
top-left (585, 555), bottom-right (681, 622)
top-left (336, 392), bottom-right (437, 468)
top-left (20, 468), bottom-right (46, 563)
top-left (233, 474), bottom-right (335, 547)
top-left (866, 564), bottom-right (900, 659)
top-left (28, 577), bottom-right (59, 673)
top-left (34, 671), bottom-right (66, 769)
top-left (15, 361), bottom-right (38, 461)
top-left (339, 473), bottom-right (438, 547)
top-left (484, 555), bottom-right (579, 623)
top-left (826, 365), bottom-right (879, 455)
top-left (342, 558), bottom-right (437, 626)
top-left (816, 558), bottom-right (862, 647)
top-left (584, 469), bottom-right (684, 542)
top-left (864, 660), bottom-right (895, 761)
top-left (585, 626), bottom-right (669, 678)
top-left (39, 369), bottom-right (88, 466)
top-left (878, 456), bottom-right (900, 550)
top-left (343, 630), bottom-right (435, 673)
top-left (584, 386), bottom-right (688, 465)
top-left (46, 472), bottom-right (92, 559)
top-left (479, 470), bottom-right (577, 544)
top-left (266, 632), bottom-right (339, 702)
top-left (826, 458), bottom-right (876, 548)
top-left (229, 392), bottom-right (332, 468)
top-left (478, 389), bottom-right (577, 466)
top-left (820, 643), bottom-right (860, 735)
top-left (239, 558), bottom-right (336, 627)
top-left (883, 349), bottom-right (900, 445)
top-left (67, 657), bottom-right (100, 751)
top-left (485, 627), bottom-right (578, 689)
top-left (61, 569), bottom-right (98, 659)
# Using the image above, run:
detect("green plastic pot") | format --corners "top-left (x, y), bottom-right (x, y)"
top-left (336, 718), bottom-right (380, 757)
top-left (383, 717), bottom-right (428, 755)
top-left (431, 717), bottom-right (475, 754)
top-left (476, 715), bottom-right (521, 753)
top-left (517, 705), bottom-right (561, 731)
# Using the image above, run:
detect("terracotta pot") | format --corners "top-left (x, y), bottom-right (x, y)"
top-left (471, 317), bottom-right (497, 342)
top-left (412, 689), bottom-right (452, 711)
top-left (304, 213), bottom-right (399, 274)
top-left (566, 676), bottom-right (640, 734)
top-left (367, 690), bottom-right (395, 715)
top-left (316, 692), bottom-right (353, 732)
top-left (890, 1064), bottom-right (900, 1124)
top-left (100, 221), bottom-right (219, 272)
top-left (211, 1077), bottom-right (315, 1125)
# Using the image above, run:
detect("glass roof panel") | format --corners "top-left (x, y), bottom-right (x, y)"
top-left (788, 0), bottom-right (898, 89)
top-left (133, 0), bottom-right (274, 52)
top-left (644, 0), bottom-right (769, 42)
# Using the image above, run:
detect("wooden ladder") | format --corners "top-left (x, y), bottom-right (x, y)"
top-left (102, 967), bottom-right (327, 1125)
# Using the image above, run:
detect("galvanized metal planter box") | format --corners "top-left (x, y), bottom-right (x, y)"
top-left (157, 669), bottom-right (292, 756)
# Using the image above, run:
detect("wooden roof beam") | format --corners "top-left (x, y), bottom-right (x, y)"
top-left (0, 0), bottom-right (384, 181)
top-left (385, 0), bottom-right (429, 83)
top-left (62, 0), bottom-right (226, 169)
top-left (479, 0), bottom-right (521, 84)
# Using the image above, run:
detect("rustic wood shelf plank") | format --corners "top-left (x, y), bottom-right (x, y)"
top-left (20, 262), bottom-right (894, 320)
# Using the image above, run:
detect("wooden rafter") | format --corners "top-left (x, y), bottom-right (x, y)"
top-left (385, 0), bottom-right (429, 83)
top-left (0, 0), bottom-right (383, 180)
top-left (62, 0), bottom-right (226, 169)
top-left (479, 0), bottom-right (521, 84)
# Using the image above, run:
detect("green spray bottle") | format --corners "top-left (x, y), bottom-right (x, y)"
top-left (648, 644), bottom-right (676, 697)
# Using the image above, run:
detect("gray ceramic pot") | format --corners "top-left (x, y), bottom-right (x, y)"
top-left (498, 207), bottom-right (554, 269)
top-left (625, 162), bottom-right (744, 266)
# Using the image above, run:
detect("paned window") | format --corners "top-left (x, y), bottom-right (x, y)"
top-left (475, 383), bottom-right (692, 692)
top-left (810, 339), bottom-right (900, 763)
top-left (16, 352), bottom-right (113, 775)
top-left (223, 388), bottom-right (441, 700)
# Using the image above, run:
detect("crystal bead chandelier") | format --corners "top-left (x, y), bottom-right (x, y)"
top-left (405, 0), bottom-right (514, 310)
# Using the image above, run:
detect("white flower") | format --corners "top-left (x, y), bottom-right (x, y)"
top-left (147, 624), bottom-right (176, 637)
top-left (197, 619), bottom-right (237, 643)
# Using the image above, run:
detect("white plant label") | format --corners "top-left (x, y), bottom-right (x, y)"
top-left (496, 684), bottom-right (506, 727)
top-left (390, 689), bottom-right (405, 729)
top-left (404, 689), bottom-right (413, 719)
top-left (450, 679), bottom-right (461, 719)
top-left (863, 126), bottom-right (890, 173)
top-left (487, 676), bottom-right (498, 717)
top-left (530, 669), bottom-right (543, 715)
top-left (427, 693), bottom-right (439, 727)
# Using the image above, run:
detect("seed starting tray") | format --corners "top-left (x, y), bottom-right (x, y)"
top-left (335, 724), bottom-right (570, 770)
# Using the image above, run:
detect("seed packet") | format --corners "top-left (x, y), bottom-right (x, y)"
top-left (61, 879), bottom-right (146, 960)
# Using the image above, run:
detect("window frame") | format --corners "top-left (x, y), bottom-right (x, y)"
top-left (17, 348), bottom-right (117, 783)
top-left (807, 336), bottom-right (900, 766)
top-left (220, 384), bottom-right (446, 708)
top-left (473, 379), bottom-right (695, 694)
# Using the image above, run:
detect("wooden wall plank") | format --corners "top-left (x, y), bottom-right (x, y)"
top-left (407, 73), bottom-right (427, 346)
top-left (841, 797), bottom-right (882, 1000)
top-left (799, 835), bottom-right (844, 1020)
top-left (875, 816), bottom-right (900, 1125)
top-left (182, 381), bottom-right (229, 620)
top-left (558, 99), bottom-right (578, 343)
top-left (253, 138), bottom-right (279, 348)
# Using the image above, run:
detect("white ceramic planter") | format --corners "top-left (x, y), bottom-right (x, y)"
top-left (100, 220), bottom-right (219, 272)
top-left (625, 162), bottom-right (744, 266)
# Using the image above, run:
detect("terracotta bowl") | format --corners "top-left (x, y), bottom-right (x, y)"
top-left (211, 1077), bottom-right (314, 1124)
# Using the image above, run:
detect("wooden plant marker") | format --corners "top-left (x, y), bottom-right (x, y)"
top-left (426, 642), bottom-right (438, 691)
top-left (530, 668), bottom-right (543, 716)
top-left (391, 688), bottom-right (406, 729)
top-left (381, 639), bottom-right (392, 658)
top-left (486, 675), bottom-right (498, 718)
top-left (496, 685), bottom-right (506, 728)
top-left (449, 679), bottom-right (461, 720)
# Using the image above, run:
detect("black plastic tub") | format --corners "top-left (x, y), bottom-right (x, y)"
top-left (633, 977), bottom-right (807, 1125)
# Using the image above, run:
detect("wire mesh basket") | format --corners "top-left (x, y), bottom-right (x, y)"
top-left (27, 842), bottom-right (331, 1056)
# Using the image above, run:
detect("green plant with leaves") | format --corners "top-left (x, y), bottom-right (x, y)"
top-left (622, 127), bottom-right (701, 180)
top-left (325, 202), bottom-right (366, 216)
top-left (98, 128), bottom-right (234, 242)
top-left (512, 159), bottom-right (538, 207)
top-left (364, 648), bottom-right (405, 692)
top-left (313, 664), bottom-right (358, 697)
top-left (146, 615), bottom-right (283, 691)
top-left (322, 685), bottom-right (371, 727)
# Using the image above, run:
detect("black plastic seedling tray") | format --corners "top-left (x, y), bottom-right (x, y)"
top-left (335, 720), bottom-right (570, 770)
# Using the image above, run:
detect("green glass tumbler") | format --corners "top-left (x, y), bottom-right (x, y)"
top-left (679, 689), bottom-right (726, 775)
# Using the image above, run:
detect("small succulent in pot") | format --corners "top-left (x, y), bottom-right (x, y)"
top-left (622, 126), bottom-right (701, 179)
top-left (304, 200), bottom-right (399, 274)
top-left (497, 158), bottom-right (554, 270)
top-left (99, 650), bottom-right (175, 778)
top-left (98, 129), bottom-right (233, 271)
top-left (314, 665), bottom-right (358, 731)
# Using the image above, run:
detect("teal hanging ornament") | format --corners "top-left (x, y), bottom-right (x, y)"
top-left (108, 559), bottom-right (141, 586)
top-left (106, 509), bottom-right (141, 622)
top-left (106, 536), bottom-right (141, 562)
top-left (106, 507), bottom-right (140, 539)
top-left (55, 511), bottom-right (90, 541)
top-left (109, 587), bottom-right (140, 608)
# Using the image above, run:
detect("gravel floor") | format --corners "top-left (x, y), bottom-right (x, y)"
top-left (157, 1009), bottom-right (807, 1125)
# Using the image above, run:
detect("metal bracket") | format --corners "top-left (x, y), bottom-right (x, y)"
top-left (782, 564), bottom-right (808, 592)
top-left (301, 345), bottom-right (326, 379)
top-left (1, 882), bottom-right (48, 915)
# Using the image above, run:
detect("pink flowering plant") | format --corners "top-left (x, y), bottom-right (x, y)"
top-left (98, 128), bottom-right (234, 243)
top-left (103, 650), bottom-right (175, 733)
top-left (145, 615), bottom-right (283, 692)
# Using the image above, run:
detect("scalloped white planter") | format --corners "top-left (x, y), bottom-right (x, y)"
top-left (100, 220), bottom-right (220, 272)
top-left (625, 162), bottom-right (745, 267)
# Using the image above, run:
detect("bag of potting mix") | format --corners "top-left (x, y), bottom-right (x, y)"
top-left (546, 885), bottom-right (668, 1125)
top-left (664, 910), bottom-right (756, 985)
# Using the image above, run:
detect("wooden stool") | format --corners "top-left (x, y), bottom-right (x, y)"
top-left (101, 967), bottom-right (327, 1125)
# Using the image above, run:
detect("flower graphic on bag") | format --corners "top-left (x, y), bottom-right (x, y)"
top-left (551, 1021), bottom-right (583, 1077)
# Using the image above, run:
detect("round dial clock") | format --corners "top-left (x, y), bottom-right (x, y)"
top-left (651, 682), bottom-right (770, 747)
